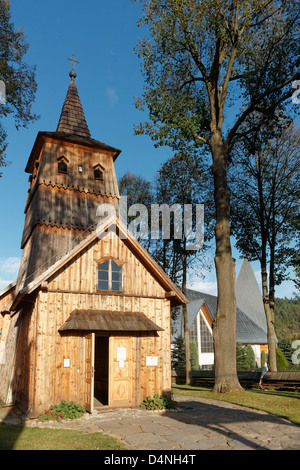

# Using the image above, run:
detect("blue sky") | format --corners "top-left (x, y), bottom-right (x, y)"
top-left (0, 0), bottom-right (297, 298)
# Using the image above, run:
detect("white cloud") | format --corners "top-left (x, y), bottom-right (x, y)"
top-left (0, 257), bottom-right (20, 291)
top-left (254, 269), bottom-right (263, 286)
top-left (0, 257), bottom-right (21, 274)
top-left (188, 279), bottom-right (217, 296)
top-left (105, 87), bottom-right (119, 107)
top-left (0, 279), bottom-right (15, 291)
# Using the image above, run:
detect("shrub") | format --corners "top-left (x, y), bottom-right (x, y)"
top-left (245, 344), bottom-right (256, 370)
top-left (236, 342), bottom-right (248, 370)
top-left (190, 340), bottom-right (199, 370)
top-left (261, 350), bottom-right (267, 368)
top-left (38, 400), bottom-right (85, 422)
top-left (278, 339), bottom-right (293, 365)
top-left (140, 394), bottom-right (178, 411)
top-left (236, 343), bottom-right (257, 370)
top-left (172, 336), bottom-right (186, 369)
top-left (276, 347), bottom-right (289, 371)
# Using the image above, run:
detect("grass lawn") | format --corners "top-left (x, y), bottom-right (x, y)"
top-left (172, 385), bottom-right (300, 425)
top-left (1, 386), bottom-right (299, 449)
top-left (0, 423), bottom-right (126, 450)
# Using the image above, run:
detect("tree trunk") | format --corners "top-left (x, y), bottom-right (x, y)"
top-left (183, 303), bottom-right (191, 385)
top-left (261, 266), bottom-right (277, 371)
top-left (256, 153), bottom-right (277, 372)
top-left (210, 131), bottom-right (243, 393)
top-left (268, 217), bottom-right (278, 371)
top-left (182, 252), bottom-right (191, 385)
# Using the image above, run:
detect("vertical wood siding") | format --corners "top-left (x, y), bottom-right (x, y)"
top-left (11, 232), bottom-right (171, 415)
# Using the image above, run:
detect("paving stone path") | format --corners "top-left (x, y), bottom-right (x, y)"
top-left (1, 394), bottom-right (299, 450)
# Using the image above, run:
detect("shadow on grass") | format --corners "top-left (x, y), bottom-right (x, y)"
top-left (250, 388), bottom-right (300, 400)
top-left (0, 407), bottom-right (24, 450)
top-left (0, 406), bottom-right (125, 450)
top-left (0, 421), bottom-right (126, 450)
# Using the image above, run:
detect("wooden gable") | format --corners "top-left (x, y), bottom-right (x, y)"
top-left (47, 230), bottom-right (168, 300)
top-left (12, 217), bottom-right (188, 311)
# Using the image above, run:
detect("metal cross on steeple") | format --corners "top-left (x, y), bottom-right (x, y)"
top-left (68, 51), bottom-right (79, 80)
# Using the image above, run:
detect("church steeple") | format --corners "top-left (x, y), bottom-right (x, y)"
top-left (56, 53), bottom-right (91, 138)
top-left (15, 59), bottom-right (121, 295)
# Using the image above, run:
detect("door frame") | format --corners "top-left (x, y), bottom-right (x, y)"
top-left (84, 333), bottom-right (133, 412)
top-left (84, 332), bottom-right (95, 413)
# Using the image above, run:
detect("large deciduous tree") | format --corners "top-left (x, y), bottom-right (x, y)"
top-left (0, 0), bottom-right (38, 176)
top-left (134, 0), bottom-right (299, 392)
top-left (229, 123), bottom-right (300, 371)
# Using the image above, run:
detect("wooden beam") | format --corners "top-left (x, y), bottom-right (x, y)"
top-left (165, 291), bottom-right (176, 299)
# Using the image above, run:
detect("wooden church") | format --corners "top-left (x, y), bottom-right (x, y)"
top-left (0, 61), bottom-right (187, 417)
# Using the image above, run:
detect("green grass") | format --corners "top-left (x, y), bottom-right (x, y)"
top-left (172, 384), bottom-right (300, 425)
top-left (0, 423), bottom-right (126, 450)
top-left (1, 386), bottom-right (299, 449)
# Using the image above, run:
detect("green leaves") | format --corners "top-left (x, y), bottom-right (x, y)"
top-left (0, 0), bottom-right (39, 174)
top-left (38, 401), bottom-right (86, 422)
top-left (134, 0), bottom-right (300, 157)
top-left (230, 123), bottom-right (300, 288)
top-left (140, 394), bottom-right (178, 410)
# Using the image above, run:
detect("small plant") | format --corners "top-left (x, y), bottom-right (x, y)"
top-left (140, 394), bottom-right (178, 411)
top-left (38, 400), bottom-right (85, 422)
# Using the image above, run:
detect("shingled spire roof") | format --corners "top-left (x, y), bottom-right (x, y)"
top-left (235, 258), bottom-right (267, 332)
top-left (56, 55), bottom-right (91, 138)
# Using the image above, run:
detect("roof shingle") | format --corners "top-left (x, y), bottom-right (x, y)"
top-left (172, 260), bottom-right (269, 344)
top-left (56, 79), bottom-right (91, 137)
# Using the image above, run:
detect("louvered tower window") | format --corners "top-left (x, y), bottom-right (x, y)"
top-left (93, 163), bottom-right (104, 181)
top-left (57, 156), bottom-right (69, 174)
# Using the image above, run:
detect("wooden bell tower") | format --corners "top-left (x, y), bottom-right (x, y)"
top-left (16, 58), bottom-right (121, 295)
top-left (0, 55), bottom-right (187, 417)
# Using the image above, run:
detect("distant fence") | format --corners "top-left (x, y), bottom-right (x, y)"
top-left (172, 370), bottom-right (300, 390)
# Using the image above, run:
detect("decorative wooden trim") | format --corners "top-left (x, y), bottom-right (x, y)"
top-left (45, 288), bottom-right (166, 300)
top-left (94, 257), bottom-right (125, 266)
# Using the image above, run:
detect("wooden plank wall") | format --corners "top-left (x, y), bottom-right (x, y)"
top-left (47, 232), bottom-right (167, 299)
top-left (0, 311), bottom-right (21, 404)
top-left (0, 287), bottom-right (15, 342)
top-left (11, 232), bottom-right (171, 415)
top-left (0, 285), bottom-right (18, 404)
top-left (26, 139), bottom-right (119, 207)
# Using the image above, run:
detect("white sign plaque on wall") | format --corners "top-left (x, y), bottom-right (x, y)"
top-left (117, 347), bottom-right (126, 368)
top-left (63, 358), bottom-right (70, 368)
top-left (146, 356), bottom-right (158, 366)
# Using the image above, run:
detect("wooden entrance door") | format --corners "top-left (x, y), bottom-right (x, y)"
top-left (84, 333), bottom-right (95, 413)
top-left (109, 336), bottom-right (132, 407)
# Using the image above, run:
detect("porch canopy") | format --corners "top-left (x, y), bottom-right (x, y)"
top-left (58, 309), bottom-right (164, 332)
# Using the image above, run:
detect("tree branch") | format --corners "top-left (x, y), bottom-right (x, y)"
top-left (180, 76), bottom-right (205, 90)
top-left (225, 72), bottom-right (300, 150)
